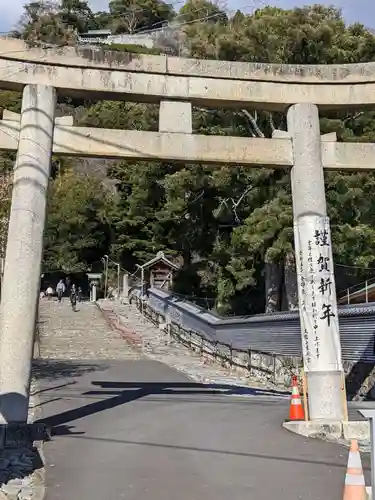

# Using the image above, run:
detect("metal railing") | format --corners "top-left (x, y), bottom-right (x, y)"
top-left (131, 287), bottom-right (375, 364)
top-left (133, 296), bottom-right (298, 385)
top-left (338, 276), bottom-right (375, 305)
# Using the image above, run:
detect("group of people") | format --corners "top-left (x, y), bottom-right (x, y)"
top-left (43, 279), bottom-right (83, 311)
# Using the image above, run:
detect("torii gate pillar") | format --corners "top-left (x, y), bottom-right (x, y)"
top-left (0, 84), bottom-right (56, 423)
top-left (288, 103), bottom-right (344, 421)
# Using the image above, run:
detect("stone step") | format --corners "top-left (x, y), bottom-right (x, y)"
top-left (38, 300), bottom-right (141, 361)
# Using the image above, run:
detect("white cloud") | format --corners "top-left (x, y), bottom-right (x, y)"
top-left (0, 0), bottom-right (110, 34)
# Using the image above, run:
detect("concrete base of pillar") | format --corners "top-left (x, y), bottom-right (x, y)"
top-left (0, 423), bottom-right (49, 449)
top-left (307, 370), bottom-right (344, 420)
top-left (283, 419), bottom-right (370, 446)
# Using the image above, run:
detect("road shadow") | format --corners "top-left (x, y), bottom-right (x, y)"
top-left (59, 434), bottom-right (355, 470)
top-left (32, 359), bottom-right (108, 381)
top-left (38, 380), bottom-right (289, 436)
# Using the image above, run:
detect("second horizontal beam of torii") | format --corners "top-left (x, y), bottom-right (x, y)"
top-left (0, 110), bottom-right (374, 171)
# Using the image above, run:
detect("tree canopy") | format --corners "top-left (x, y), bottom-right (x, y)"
top-left (2, 1), bottom-right (375, 313)
top-left (109, 0), bottom-right (174, 33)
top-left (43, 169), bottom-right (113, 273)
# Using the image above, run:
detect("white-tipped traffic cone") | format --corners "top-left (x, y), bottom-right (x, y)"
top-left (343, 440), bottom-right (366, 500)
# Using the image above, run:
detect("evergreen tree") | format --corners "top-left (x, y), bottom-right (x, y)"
top-left (4, 1), bottom-right (375, 314)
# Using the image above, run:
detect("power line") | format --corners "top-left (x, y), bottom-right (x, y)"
top-left (109, 0), bottom-right (184, 17)
top-left (336, 263), bottom-right (375, 271)
top-left (134, 1), bottom-right (266, 34)
top-left (134, 2), bottom-right (227, 32)
top-left (134, 11), bottom-right (224, 34)
top-left (0, 0), bottom-right (268, 41)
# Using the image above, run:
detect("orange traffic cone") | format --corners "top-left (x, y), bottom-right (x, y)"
top-left (289, 375), bottom-right (305, 420)
top-left (343, 440), bottom-right (367, 500)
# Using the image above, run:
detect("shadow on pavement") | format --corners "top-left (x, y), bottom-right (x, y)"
top-left (89, 381), bottom-right (289, 397)
top-left (32, 359), bottom-right (108, 381)
top-left (51, 425), bottom-right (85, 437)
top-left (38, 381), bottom-right (289, 436)
top-left (55, 434), bottom-right (354, 470)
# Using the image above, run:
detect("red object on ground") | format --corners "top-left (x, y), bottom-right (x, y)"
top-left (100, 307), bottom-right (143, 348)
top-left (289, 375), bottom-right (305, 421)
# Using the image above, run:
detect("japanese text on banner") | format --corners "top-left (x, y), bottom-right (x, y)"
top-left (294, 216), bottom-right (342, 372)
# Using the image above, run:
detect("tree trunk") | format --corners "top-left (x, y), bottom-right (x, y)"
top-left (280, 278), bottom-right (288, 311)
top-left (182, 247), bottom-right (191, 267)
top-left (284, 251), bottom-right (299, 311)
top-left (265, 262), bottom-right (283, 313)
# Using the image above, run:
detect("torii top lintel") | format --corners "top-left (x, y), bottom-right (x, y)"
top-left (1, 38), bottom-right (375, 111)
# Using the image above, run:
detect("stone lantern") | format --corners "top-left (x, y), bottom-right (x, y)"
top-left (87, 272), bottom-right (102, 302)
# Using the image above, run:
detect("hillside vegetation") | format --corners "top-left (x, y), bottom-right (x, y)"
top-left (2, 0), bottom-right (375, 314)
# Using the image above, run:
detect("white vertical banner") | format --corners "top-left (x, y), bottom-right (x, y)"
top-left (294, 215), bottom-right (342, 372)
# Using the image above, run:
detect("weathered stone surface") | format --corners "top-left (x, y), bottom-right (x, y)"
top-left (5, 36), bottom-right (375, 85)
top-left (283, 419), bottom-right (373, 451)
top-left (4, 37), bottom-right (375, 111)
top-left (0, 373), bottom-right (46, 500)
top-left (1, 424), bottom-right (49, 449)
top-left (1, 479), bottom-right (23, 496)
top-left (18, 487), bottom-right (34, 500)
top-left (0, 85), bottom-right (56, 424)
top-left (283, 420), bottom-right (343, 440)
top-left (29, 471), bottom-right (43, 487)
top-left (27, 486), bottom-right (45, 500)
top-left (98, 300), bottom-right (288, 397)
top-left (343, 420), bottom-right (370, 441)
top-left (38, 300), bottom-right (141, 360)
top-left (159, 101), bottom-right (192, 134)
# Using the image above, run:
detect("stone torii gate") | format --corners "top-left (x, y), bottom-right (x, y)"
top-left (1, 38), bottom-right (375, 428)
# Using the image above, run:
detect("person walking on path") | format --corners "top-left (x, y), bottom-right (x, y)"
top-left (56, 279), bottom-right (66, 303)
top-left (46, 286), bottom-right (54, 300)
top-left (70, 284), bottom-right (77, 312)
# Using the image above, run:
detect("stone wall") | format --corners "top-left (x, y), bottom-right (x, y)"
top-left (139, 299), bottom-right (302, 389)
top-left (135, 296), bottom-right (375, 400)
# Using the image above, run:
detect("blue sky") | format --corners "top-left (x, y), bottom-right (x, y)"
top-left (0, 0), bottom-right (373, 34)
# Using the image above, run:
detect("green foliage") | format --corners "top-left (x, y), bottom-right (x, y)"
top-left (77, 100), bottom-right (158, 130)
top-left (109, 0), bottom-right (174, 33)
top-left (108, 160), bottom-right (170, 266)
top-left (8, 0), bottom-right (375, 314)
top-left (60, 0), bottom-right (95, 32)
top-left (44, 170), bottom-right (113, 272)
top-left (178, 3), bottom-right (375, 312)
top-left (191, 5), bottom-right (375, 64)
top-left (178, 0), bottom-right (227, 24)
top-left (99, 43), bottom-right (163, 55)
top-left (18, 1), bottom-right (78, 46)
top-left (0, 91), bottom-right (21, 175)
top-left (87, 11), bottom-right (112, 30)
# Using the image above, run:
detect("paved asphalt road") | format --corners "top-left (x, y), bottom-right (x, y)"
top-left (34, 358), bottom-right (369, 500)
